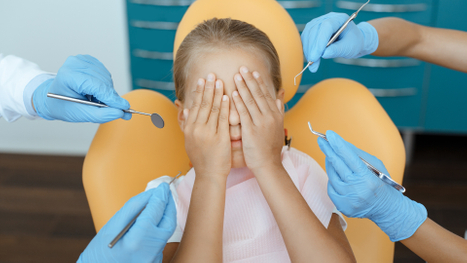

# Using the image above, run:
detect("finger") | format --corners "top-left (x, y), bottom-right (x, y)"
top-left (137, 183), bottom-right (170, 226)
top-left (72, 107), bottom-right (125, 123)
top-left (231, 90), bottom-right (253, 126)
top-left (208, 80), bottom-right (224, 128)
top-left (317, 137), bottom-right (353, 183)
top-left (322, 28), bottom-right (355, 59)
top-left (327, 183), bottom-right (347, 214)
top-left (76, 54), bottom-right (112, 79)
top-left (66, 55), bottom-right (111, 83)
top-left (218, 95), bottom-right (230, 133)
top-left (158, 190), bottom-right (177, 231)
top-left (234, 73), bottom-right (261, 120)
top-left (187, 78), bottom-right (205, 124)
top-left (326, 130), bottom-right (369, 175)
top-left (308, 59), bottom-right (321, 73)
top-left (325, 158), bottom-right (347, 195)
top-left (302, 13), bottom-right (350, 63)
top-left (252, 71), bottom-right (277, 111)
top-left (197, 73), bottom-right (216, 123)
top-left (104, 188), bottom-right (154, 232)
top-left (122, 112), bottom-right (132, 120)
top-left (240, 67), bottom-right (270, 113)
top-left (353, 147), bottom-right (390, 176)
top-left (70, 72), bottom-right (130, 111)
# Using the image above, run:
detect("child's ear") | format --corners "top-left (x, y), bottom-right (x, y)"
top-left (277, 88), bottom-right (285, 104)
top-left (174, 99), bottom-right (185, 129)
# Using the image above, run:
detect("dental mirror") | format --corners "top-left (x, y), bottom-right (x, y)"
top-left (47, 93), bottom-right (165, 128)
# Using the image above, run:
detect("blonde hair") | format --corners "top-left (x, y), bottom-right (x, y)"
top-left (173, 18), bottom-right (282, 102)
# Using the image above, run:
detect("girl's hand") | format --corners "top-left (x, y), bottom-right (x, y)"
top-left (183, 74), bottom-right (231, 178)
top-left (232, 67), bottom-right (284, 174)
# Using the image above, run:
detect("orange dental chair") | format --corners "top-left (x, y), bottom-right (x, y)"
top-left (83, 0), bottom-right (406, 262)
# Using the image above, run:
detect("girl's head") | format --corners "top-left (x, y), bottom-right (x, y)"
top-left (174, 18), bottom-right (284, 168)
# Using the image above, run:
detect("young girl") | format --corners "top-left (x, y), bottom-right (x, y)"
top-left (146, 18), bottom-right (356, 263)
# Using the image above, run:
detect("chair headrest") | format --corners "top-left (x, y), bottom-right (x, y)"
top-left (173, 0), bottom-right (304, 103)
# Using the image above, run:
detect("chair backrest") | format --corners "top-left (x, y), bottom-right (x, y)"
top-left (284, 78), bottom-right (405, 263)
top-left (83, 1), bottom-right (406, 262)
top-left (173, 0), bottom-right (303, 103)
top-left (83, 90), bottom-right (191, 231)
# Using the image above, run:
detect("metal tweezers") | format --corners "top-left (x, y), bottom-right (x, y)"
top-left (294, 0), bottom-right (371, 85)
top-left (308, 122), bottom-right (406, 193)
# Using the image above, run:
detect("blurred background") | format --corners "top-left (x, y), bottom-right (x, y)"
top-left (0, 0), bottom-right (466, 262)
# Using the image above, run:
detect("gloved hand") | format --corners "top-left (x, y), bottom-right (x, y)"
top-left (33, 55), bottom-right (132, 123)
top-left (301, 12), bottom-right (379, 73)
top-left (317, 131), bottom-right (427, 242)
top-left (78, 183), bottom-right (177, 263)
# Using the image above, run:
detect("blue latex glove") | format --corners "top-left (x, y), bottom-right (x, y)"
top-left (78, 183), bottom-right (177, 263)
top-left (301, 12), bottom-right (379, 73)
top-left (33, 55), bottom-right (132, 123)
top-left (317, 131), bottom-right (427, 242)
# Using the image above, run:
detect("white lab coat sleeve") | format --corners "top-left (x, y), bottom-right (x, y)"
top-left (0, 54), bottom-right (55, 122)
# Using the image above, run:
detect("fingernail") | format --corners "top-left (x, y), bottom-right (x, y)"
top-left (198, 78), bottom-right (204, 85)
top-left (183, 109), bottom-right (188, 119)
top-left (253, 71), bottom-right (260, 78)
top-left (223, 95), bottom-right (228, 101)
top-left (233, 91), bottom-right (239, 97)
top-left (216, 80), bottom-right (222, 89)
top-left (235, 74), bottom-right (242, 81)
top-left (241, 67), bottom-right (248, 73)
top-left (207, 73), bottom-right (215, 81)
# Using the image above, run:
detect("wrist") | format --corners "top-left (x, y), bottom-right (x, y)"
top-left (194, 170), bottom-right (228, 185)
top-left (251, 162), bottom-right (286, 179)
top-left (25, 74), bottom-right (54, 116)
top-left (357, 21), bottom-right (379, 57)
top-left (370, 192), bottom-right (428, 242)
top-left (32, 78), bottom-right (55, 120)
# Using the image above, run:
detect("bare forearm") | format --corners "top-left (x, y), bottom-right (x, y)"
top-left (370, 17), bottom-right (467, 73)
top-left (401, 218), bottom-right (467, 262)
top-left (171, 176), bottom-right (227, 263)
top-left (254, 165), bottom-right (355, 263)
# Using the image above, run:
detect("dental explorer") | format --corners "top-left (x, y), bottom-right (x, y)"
top-left (294, 0), bottom-right (371, 85)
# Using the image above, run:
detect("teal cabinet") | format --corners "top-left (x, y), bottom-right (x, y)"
top-left (423, 0), bottom-right (467, 133)
top-left (125, 0), bottom-right (467, 134)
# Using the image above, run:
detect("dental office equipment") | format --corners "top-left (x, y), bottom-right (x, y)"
top-left (294, 0), bottom-right (370, 85)
top-left (308, 122), bottom-right (406, 193)
top-left (108, 171), bottom-right (182, 248)
top-left (47, 93), bottom-right (164, 128)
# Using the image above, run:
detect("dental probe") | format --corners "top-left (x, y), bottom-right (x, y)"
top-left (294, 0), bottom-right (370, 85)
top-left (108, 172), bottom-right (182, 248)
top-left (47, 93), bottom-right (164, 128)
top-left (308, 122), bottom-right (406, 193)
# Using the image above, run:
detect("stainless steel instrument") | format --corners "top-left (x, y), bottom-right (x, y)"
top-left (294, 0), bottom-right (371, 85)
top-left (308, 122), bottom-right (406, 193)
top-left (108, 171), bottom-right (182, 248)
top-left (47, 93), bottom-right (164, 128)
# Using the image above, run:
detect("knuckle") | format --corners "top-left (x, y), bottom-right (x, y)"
top-left (199, 101), bottom-right (211, 109)
top-left (238, 108), bottom-right (249, 116)
top-left (190, 101), bottom-right (200, 109)
top-left (254, 89), bottom-right (265, 98)
top-left (219, 113), bottom-right (228, 121)
top-left (263, 91), bottom-right (273, 100)
top-left (245, 98), bottom-right (256, 106)
top-left (193, 88), bottom-right (203, 96)
top-left (211, 105), bottom-right (220, 113)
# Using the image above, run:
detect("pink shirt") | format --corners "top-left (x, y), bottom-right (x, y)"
top-left (146, 146), bottom-right (346, 263)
